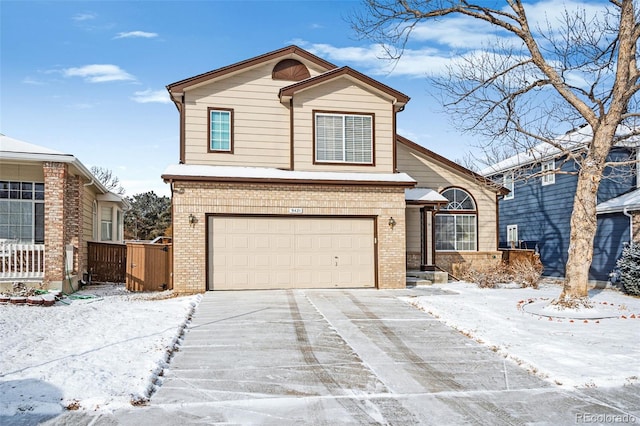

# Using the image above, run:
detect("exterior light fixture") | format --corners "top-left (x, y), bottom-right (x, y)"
top-left (189, 214), bottom-right (197, 227)
top-left (388, 217), bottom-right (396, 229)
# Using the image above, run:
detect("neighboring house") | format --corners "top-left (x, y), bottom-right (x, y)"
top-left (0, 134), bottom-right (129, 291)
top-left (481, 126), bottom-right (638, 282)
top-left (162, 45), bottom-right (505, 293)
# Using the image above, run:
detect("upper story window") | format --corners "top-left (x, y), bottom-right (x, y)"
top-left (208, 107), bottom-right (233, 153)
top-left (503, 171), bottom-right (514, 200)
top-left (541, 159), bottom-right (555, 185)
top-left (315, 112), bottom-right (373, 165)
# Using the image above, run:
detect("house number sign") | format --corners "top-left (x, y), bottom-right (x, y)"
top-left (289, 208), bottom-right (303, 214)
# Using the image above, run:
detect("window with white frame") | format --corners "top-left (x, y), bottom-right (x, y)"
top-left (0, 181), bottom-right (45, 243)
top-left (208, 108), bottom-right (233, 152)
top-left (541, 159), bottom-right (555, 185)
top-left (101, 206), bottom-right (113, 241)
top-left (503, 171), bottom-right (514, 200)
top-left (435, 188), bottom-right (477, 251)
top-left (507, 224), bottom-right (518, 248)
top-left (315, 112), bottom-right (373, 164)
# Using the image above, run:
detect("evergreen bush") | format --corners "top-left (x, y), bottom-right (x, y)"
top-left (616, 243), bottom-right (640, 296)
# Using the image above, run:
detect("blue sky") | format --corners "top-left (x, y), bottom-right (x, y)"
top-left (0, 0), bottom-right (604, 196)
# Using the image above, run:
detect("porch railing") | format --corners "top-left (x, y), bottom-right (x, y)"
top-left (0, 242), bottom-right (45, 280)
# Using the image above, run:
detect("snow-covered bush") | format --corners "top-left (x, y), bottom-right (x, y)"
top-left (616, 243), bottom-right (640, 296)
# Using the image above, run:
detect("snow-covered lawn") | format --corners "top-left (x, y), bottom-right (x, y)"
top-left (403, 281), bottom-right (640, 389)
top-left (0, 284), bottom-right (199, 418)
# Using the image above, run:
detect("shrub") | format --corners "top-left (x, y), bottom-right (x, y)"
top-left (459, 256), bottom-right (543, 289)
top-left (509, 256), bottom-right (543, 289)
top-left (616, 244), bottom-right (640, 296)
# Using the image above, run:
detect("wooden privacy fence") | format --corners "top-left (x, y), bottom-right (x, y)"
top-left (87, 242), bottom-right (127, 283)
top-left (126, 242), bottom-right (173, 292)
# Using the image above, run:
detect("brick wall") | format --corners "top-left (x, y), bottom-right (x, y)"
top-left (43, 162), bottom-right (67, 286)
top-left (436, 251), bottom-right (503, 279)
top-left (407, 252), bottom-right (421, 269)
top-left (171, 181), bottom-right (407, 293)
top-left (43, 162), bottom-right (82, 288)
top-left (632, 212), bottom-right (640, 243)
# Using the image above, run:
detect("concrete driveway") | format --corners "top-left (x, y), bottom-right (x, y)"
top-left (49, 287), bottom-right (639, 425)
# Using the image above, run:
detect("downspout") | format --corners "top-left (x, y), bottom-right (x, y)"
top-left (623, 207), bottom-right (633, 244)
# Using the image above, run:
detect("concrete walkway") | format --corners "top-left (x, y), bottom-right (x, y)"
top-left (47, 288), bottom-right (639, 425)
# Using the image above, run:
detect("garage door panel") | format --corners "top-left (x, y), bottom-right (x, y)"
top-left (209, 216), bottom-right (375, 290)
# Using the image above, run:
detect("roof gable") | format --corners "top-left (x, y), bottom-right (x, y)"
top-left (279, 66), bottom-right (410, 108)
top-left (167, 45), bottom-right (337, 95)
top-left (397, 135), bottom-right (507, 195)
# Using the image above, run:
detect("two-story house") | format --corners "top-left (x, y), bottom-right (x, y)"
top-left (162, 46), bottom-right (505, 293)
top-left (482, 126), bottom-right (638, 282)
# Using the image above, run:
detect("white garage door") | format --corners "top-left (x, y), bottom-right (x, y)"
top-left (209, 216), bottom-right (376, 290)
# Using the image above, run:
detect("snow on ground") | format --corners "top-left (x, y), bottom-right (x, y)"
top-left (403, 281), bottom-right (640, 389)
top-left (1, 280), bottom-right (638, 421)
top-left (0, 284), bottom-right (200, 417)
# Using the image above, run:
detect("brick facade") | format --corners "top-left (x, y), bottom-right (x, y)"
top-left (632, 212), bottom-right (640, 243)
top-left (436, 251), bottom-right (503, 278)
top-left (43, 162), bottom-right (82, 288)
top-left (171, 181), bottom-right (407, 293)
top-left (43, 162), bottom-right (67, 286)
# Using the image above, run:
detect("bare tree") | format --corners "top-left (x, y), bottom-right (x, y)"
top-left (352, 0), bottom-right (640, 307)
top-left (90, 166), bottom-right (125, 195)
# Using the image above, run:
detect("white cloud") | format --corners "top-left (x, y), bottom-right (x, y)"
top-left (131, 89), bottom-right (171, 104)
top-left (22, 77), bottom-right (45, 85)
top-left (72, 12), bottom-right (96, 22)
top-left (63, 64), bottom-right (135, 83)
top-left (114, 31), bottom-right (159, 39)
top-left (298, 41), bottom-right (449, 78)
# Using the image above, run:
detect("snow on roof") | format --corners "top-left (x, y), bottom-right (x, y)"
top-left (480, 125), bottom-right (640, 176)
top-left (0, 133), bottom-right (71, 158)
top-left (162, 164), bottom-right (417, 185)
top-left (405, 187), bottom-right (448, 203)
top-left (0, 134), bottom-right (127, 203)
top-left (596, 188), bottom-right (640, 214)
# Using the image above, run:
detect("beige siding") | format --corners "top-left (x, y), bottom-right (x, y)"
top-left (0, 162), bottom-right (44, 182)
top-left (183, 61), bottom-right (325, 168)
top-left (82, 185), bottom-right (97, 243)
top-left (397, 143), bottom-right (498, 252)
top-left (181, 62), bottom-right (397, 173)
top-left (405, 206), bottom-right (421, 253)
top-left (79, 185), bottom-right (98, 276)
top-left (292, 79), bottom-right (395, 173)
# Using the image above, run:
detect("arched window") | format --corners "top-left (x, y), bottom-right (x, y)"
top-left (435, 188), bottom-right (477, 251)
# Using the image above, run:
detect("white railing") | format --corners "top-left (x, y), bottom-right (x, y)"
top-left (0, 242), bottom-right (45, 280)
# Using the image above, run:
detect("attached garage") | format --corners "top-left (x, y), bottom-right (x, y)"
top-left (208, 215), bottom-right (376, 290)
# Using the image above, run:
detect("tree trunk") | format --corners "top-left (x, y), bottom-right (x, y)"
top-left (556, 127), bottom-right (617, 307)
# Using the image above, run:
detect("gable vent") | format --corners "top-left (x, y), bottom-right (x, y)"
top-left (272, 59), bottom-right (310, 81)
